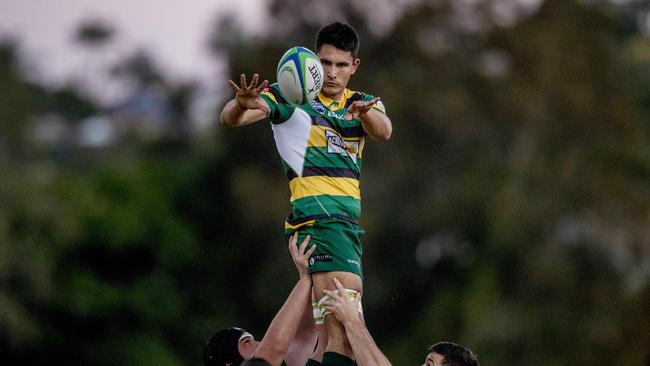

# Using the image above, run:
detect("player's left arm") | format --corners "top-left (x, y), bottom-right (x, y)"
top-left (345, 97), bottom-right (392, 141)
top-left (254, 233), bottom-right (316, 366)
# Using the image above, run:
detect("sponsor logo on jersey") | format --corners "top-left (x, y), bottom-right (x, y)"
top-left (347, 259), bottom-right (361, 267)
top-left (310, 99), bottom-right (351, 121)
top-left (309, 254), bottom-right (333, 266)
top-left (326, 130), bottom-right (359, 163)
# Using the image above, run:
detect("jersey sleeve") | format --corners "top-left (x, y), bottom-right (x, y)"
top-left (259, 83), bottom-right (297, 124)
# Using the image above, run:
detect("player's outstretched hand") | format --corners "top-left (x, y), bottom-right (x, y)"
top-left (344, 97), bottom-right (380, 121)
top-left (322, 277), bottom-right (362, 326)
top-left (288, 232), bottom-right (316, 279)
top-left (228, 73), bottom-right (271, 114)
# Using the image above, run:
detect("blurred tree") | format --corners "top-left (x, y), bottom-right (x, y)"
top-left (73, 19), bottom-right (115, 100)
top-left (75, 19), bottom-right (114, 48)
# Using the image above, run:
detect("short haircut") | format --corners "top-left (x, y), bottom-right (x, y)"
top-left (427, 342), bottom-right (479, 366)
top-left (241, 357), bottom-right (272, 366)
top-left (315, 22), bottom-right (360, 58)
top-left (203, 327), bottom-right (247, 366)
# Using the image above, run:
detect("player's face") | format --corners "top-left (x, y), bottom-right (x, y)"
top-left (421, 352), bottom-right (446, 366)
top-left (317, 44), bottom-right (360, 100)
top-left (237, 334), bottom-right (260, 359)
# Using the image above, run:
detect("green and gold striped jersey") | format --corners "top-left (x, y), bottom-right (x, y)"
top-left (260, 83), bottom-right (387, 224)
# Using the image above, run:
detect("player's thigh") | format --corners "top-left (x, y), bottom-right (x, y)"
top-left (312, 270), bottom-right (362, 302)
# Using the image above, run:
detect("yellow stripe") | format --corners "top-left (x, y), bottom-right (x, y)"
top-left (289, 176), bottom-right (360, 201)
top-left (284, 219), bottom-right (316, 230)
top-left (372, 103), bottom-right (386, 114)
top-left (261, 91), bottom-right (277, 104)
top-left (317, 89), bottom-right (357, 111)
top-left (308, 126), bottom-right (328, 147)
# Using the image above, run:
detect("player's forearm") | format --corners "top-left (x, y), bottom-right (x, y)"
top-left (284, 299), bottom-right (318, 366)
top-left (256, 276), bottom-right (313, 366)
top-left (220, 99), bottom-right (246, 127)
top-left (220, 99), bottom-right (268, 127)
top-left (360, 110), bottom-right (392, 141)
top-left (343, 320), bottom-right (392, 366)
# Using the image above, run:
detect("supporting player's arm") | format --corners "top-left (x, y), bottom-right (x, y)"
top-left (284, 297), bottom-right (318, 366)
top-left (220, 73), bottom-right (272, 127)
top-left (253, 233), bottom-right (316, 366)
top-left (345, 97), bottom-right (392, 141)
top-left (322, 278), bottom-right (392, 366)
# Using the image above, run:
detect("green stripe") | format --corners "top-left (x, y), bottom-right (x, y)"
top-left (291, 195), bottom-right (361, 219)
top-left (303, 146), bottom-right (363, 170)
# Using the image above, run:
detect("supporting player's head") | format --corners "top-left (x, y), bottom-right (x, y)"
top-left (314, 22), bottom-right (361, 99)
top-left (203, 327), bottom-right (259, 366)
top-left (422, 342), bottom-right (479, 366)
top-left (315, 21), bottom-right (360, 58)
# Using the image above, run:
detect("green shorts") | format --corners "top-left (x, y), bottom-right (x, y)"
top-left (284, 216), bottom-right (364, 278)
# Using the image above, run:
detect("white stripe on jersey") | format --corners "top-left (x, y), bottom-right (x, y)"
top-left (271, 108), bottom-right (312, 177)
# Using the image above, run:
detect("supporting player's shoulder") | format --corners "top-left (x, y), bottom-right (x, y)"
top-left (344, 88), bottom-right (387, 114)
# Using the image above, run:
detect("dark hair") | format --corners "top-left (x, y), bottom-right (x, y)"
top-left (204, 327), bottom-right (247, 366)
top-left (427, 342), bottom-right (479, 366)
top-left (315, 22), bottom-right (360, 58)
top-left (241, 357), bottom-right (272, 366)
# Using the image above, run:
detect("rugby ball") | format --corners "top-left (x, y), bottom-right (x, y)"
top-left (276, 46), bottom-right (324, 104)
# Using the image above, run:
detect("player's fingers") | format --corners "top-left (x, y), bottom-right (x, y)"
top-left (288, 232), bottom-right (298, 250)
top-left (332, 277), bottom-right (346, 294)
top-left (301, 234), bottom-right (312, 247)
top-left (306, 244), bottom-right (317, 257)
top-left (251, 73), bottom-right (259, 88)
top-left (255, 79), bottom-right (269, 93)
top-left (298, 234), bottom-right (310, 253)
top-left (228, 80), bottom-right (240, 92)
top-left (240, 74), bottom-right (247, 88)
top-left (322, 289), bottom-right (338, 300)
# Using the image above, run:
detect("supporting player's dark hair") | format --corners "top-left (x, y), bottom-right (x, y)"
top-left (204, 327), bottom-right (247, 366)
top-left (241, 357), bottom-right (272, 366)
top-left (427, 342), bottom-right (479, 366)
top-left (315, 22), bottom-right (360, 58)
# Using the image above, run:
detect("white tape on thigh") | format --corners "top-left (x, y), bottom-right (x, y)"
top-left (313, 302), bottom-right (324, 325)
top-left (317, 288), bottom-right (362, 320)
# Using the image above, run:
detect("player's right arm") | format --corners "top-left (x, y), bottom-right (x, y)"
top-left (220, 73), bottom-right (272, 127)
top-left (322, 278), bottom-right (392, 366)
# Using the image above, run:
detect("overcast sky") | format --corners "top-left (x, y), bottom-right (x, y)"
top-left (0, 0), bottom-right (268, 87)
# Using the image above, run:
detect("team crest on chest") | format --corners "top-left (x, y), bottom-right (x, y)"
top-left (310, 99), bottom-right (326, 114)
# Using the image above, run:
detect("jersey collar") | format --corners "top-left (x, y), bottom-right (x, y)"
top-left (317, 89), bottom-right (354, 112)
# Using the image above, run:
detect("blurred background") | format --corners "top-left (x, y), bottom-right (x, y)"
top-left (1, 0), bottom-right (649, 364)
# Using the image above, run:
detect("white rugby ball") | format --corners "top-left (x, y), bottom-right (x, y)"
top-left (276, 46), bottom-right (324, 104)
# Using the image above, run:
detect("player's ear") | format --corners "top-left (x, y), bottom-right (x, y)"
top-left (351, 58), bottom-right (360, 74)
